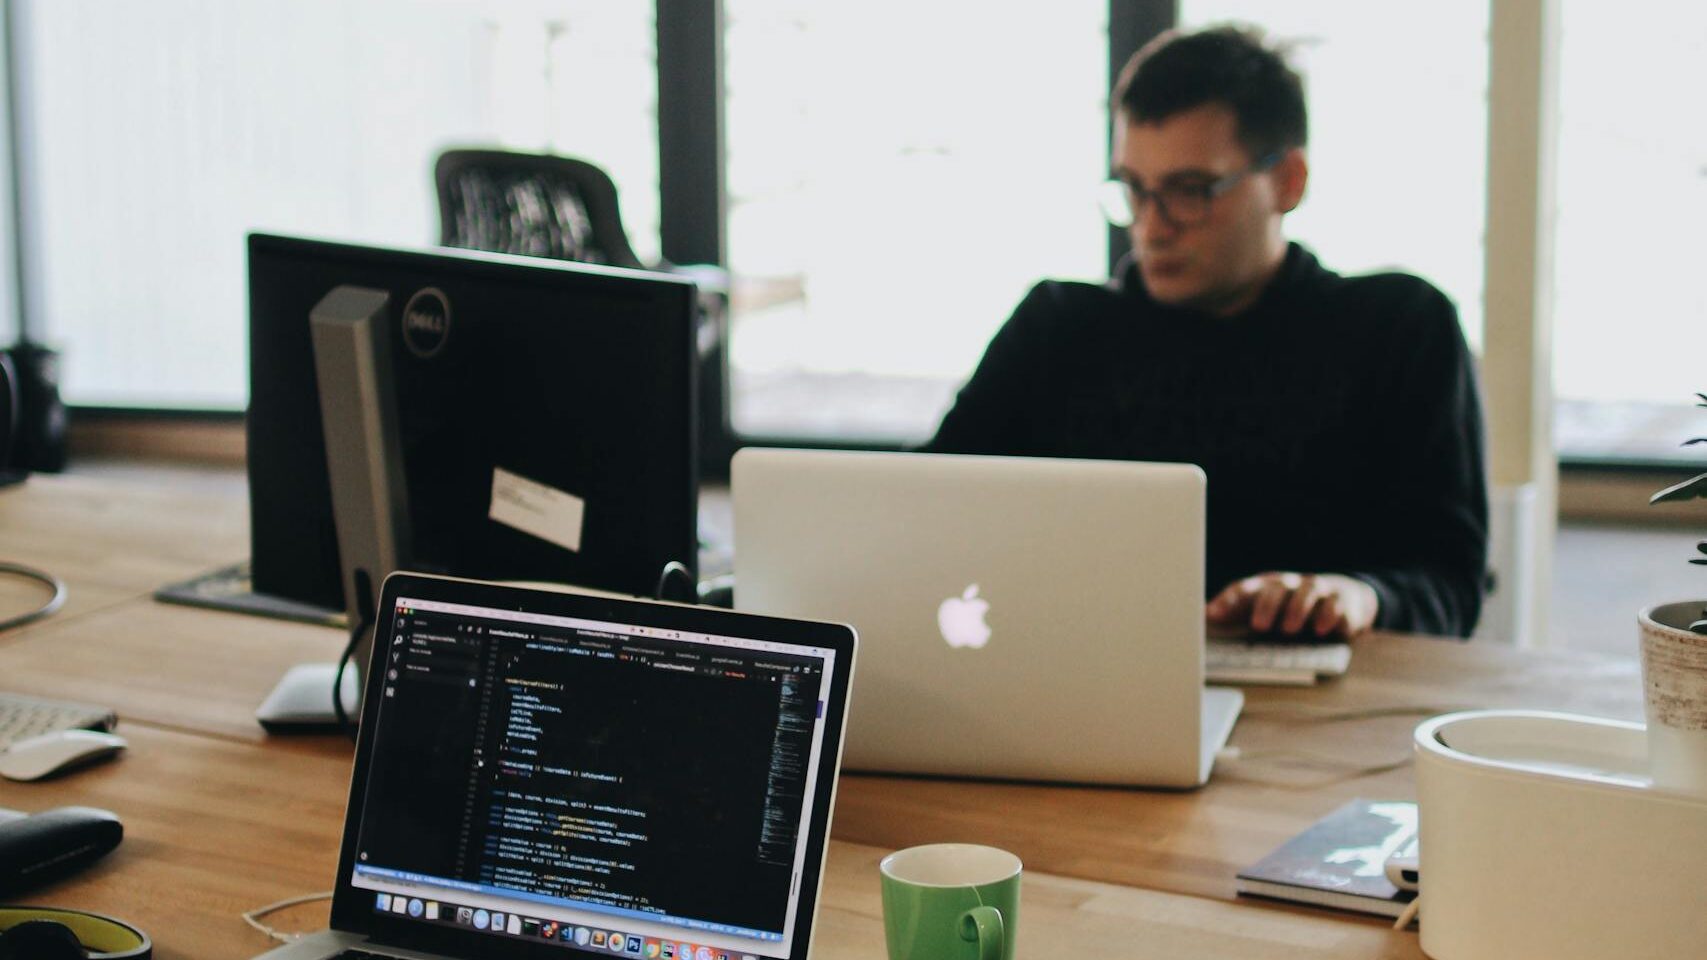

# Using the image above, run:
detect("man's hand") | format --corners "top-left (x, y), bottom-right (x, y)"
top-left (1205, 572), bottom-right (1379, 640)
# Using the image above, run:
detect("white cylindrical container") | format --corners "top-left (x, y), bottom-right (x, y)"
top-left (1415, 710), bottom-right (1707, 960)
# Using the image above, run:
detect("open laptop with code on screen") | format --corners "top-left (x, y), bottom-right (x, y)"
top-left (732, 448), bottom-right (1241, 789)
top-left (256, 572), bottom-right (856, 960)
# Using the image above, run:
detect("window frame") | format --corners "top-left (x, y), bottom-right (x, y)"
top-left (1, 1), bottom-right (1175, 478)
top-left (681, 0), bottom-right (1175, 478)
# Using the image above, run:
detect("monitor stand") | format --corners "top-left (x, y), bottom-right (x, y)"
top-left (154, 560), bottom-right (345, 628)
top-left (256, 664), bottom-right (361, 732)
top-left (258, 285), bottom-right (409, 731)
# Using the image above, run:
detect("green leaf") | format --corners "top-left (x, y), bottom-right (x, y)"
top-left (1684, 438), bottom-right (1707, 446)
top-left (1697, 541), bottom-right (1707, 555)
top-left (1651, 472), bottom-right (1707, 504)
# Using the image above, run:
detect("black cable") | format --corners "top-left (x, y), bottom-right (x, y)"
top-left (654, 560), bottom-right (697, 604)
top-left (0, 561), bottom-right (65, 632)
top-left (330, 571), bottom-right (375, 741)
top-left (330, 620), bottom-right (362, 742)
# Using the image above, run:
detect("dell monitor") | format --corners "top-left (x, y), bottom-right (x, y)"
top-left (246, 233), bottom-right (700, 614)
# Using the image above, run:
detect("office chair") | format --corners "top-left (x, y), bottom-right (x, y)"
top-left (433, 147), bottom-right (732, 465)
top-left (435, 149), bottom-right (644, 268)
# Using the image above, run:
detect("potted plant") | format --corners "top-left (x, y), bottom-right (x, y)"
top-left (1641, 392), bottom-right (1707, 794)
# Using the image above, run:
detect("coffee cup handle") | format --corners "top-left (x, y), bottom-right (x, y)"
top-left (958, 905), bottom-right (1004, 960)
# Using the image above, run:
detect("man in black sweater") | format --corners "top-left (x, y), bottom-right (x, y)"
top-left (928, 27), bottom-right (1488, 639)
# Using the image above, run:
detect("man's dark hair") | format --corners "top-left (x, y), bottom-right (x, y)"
top-left (1112, 26), bottom-right (1307, 158)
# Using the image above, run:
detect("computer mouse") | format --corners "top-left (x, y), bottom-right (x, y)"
top-left (0, 730), bottom-right (128, 781)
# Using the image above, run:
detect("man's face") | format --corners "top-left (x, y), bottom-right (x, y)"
top-left (1112, 103), bottom-right (1299, 315)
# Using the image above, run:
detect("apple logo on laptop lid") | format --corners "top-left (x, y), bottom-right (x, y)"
top-left (938, 584), bottom-right (992, 649)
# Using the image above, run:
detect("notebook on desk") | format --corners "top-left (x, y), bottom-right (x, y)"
top-left (1235, 798), bottom-right (1418, 918)
top-left (256, 571), bottom-right (856, 960)
top-left (732, 448), bottom-right (1242, 789)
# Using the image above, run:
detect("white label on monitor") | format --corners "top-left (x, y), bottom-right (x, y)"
top-left (489, 467), bottom-right (584, 553)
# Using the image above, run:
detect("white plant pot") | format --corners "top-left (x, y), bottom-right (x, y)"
top-left (1639, 601), bottom-right (1707, 796)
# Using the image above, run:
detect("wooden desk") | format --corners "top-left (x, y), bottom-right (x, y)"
top-left (834, 638), bottom-right (1643, 901)
top-left (1, 727), bottom-right (1419, 960)
top-left (0, 726), bottom-right (347, 954)
top-left (0, 468), bottom-right (248, 620)
top-left (0, 469), bottom-right (1650, 958)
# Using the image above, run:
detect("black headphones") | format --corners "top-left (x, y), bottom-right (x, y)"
top-left (0, 907), bottom-right (151, 960)
top-left (0, 351), bottom-right (16, 467)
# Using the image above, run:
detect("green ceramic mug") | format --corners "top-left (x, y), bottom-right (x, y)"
top-left (879, 844), bottom-right (1021, 960)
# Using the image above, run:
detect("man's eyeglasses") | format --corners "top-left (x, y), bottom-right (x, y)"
top-left (1099, 152), bottom-right (1282, 228)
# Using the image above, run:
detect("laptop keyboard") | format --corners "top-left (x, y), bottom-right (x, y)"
top-left (0, 692), bottom-right (116, 750)
top-left (1205, 638), bottom-right (1352, 687)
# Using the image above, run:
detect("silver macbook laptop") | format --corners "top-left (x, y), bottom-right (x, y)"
top-left (732, 449), bottom-right (1240, 789)
top-left (258, 572), bottom-right (857, 960)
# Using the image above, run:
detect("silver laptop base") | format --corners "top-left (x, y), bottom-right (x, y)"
top-left (1200, 686), bottom-right (1245, 783)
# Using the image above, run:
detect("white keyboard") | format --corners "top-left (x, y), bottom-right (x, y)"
top-left (0, 692), bottom-right (116, 751)
top-left (1205, 639), bottom-right (1353, 687)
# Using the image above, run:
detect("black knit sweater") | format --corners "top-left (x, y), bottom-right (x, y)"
top-left (926, 244), bottom-right (1488, 637)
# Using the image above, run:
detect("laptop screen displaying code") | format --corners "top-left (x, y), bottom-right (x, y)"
top-left (348, 595), bottom-right (838, 959)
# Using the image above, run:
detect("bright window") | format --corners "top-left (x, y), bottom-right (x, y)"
top-left (16, 0), bottom-right (656, 409)
top-left (723, 1), bottom-right (1111, 442)
top-left (1552, 2), bottom-right (1707, 461)
top-left (1177, 2), bottom-right (1491, 353)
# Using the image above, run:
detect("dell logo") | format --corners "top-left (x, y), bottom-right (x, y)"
top-left (401, 287), bottom-right (452, 358)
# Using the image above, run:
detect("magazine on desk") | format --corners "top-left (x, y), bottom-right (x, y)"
top-left (1235, 798), bottom-right (1418, 918)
